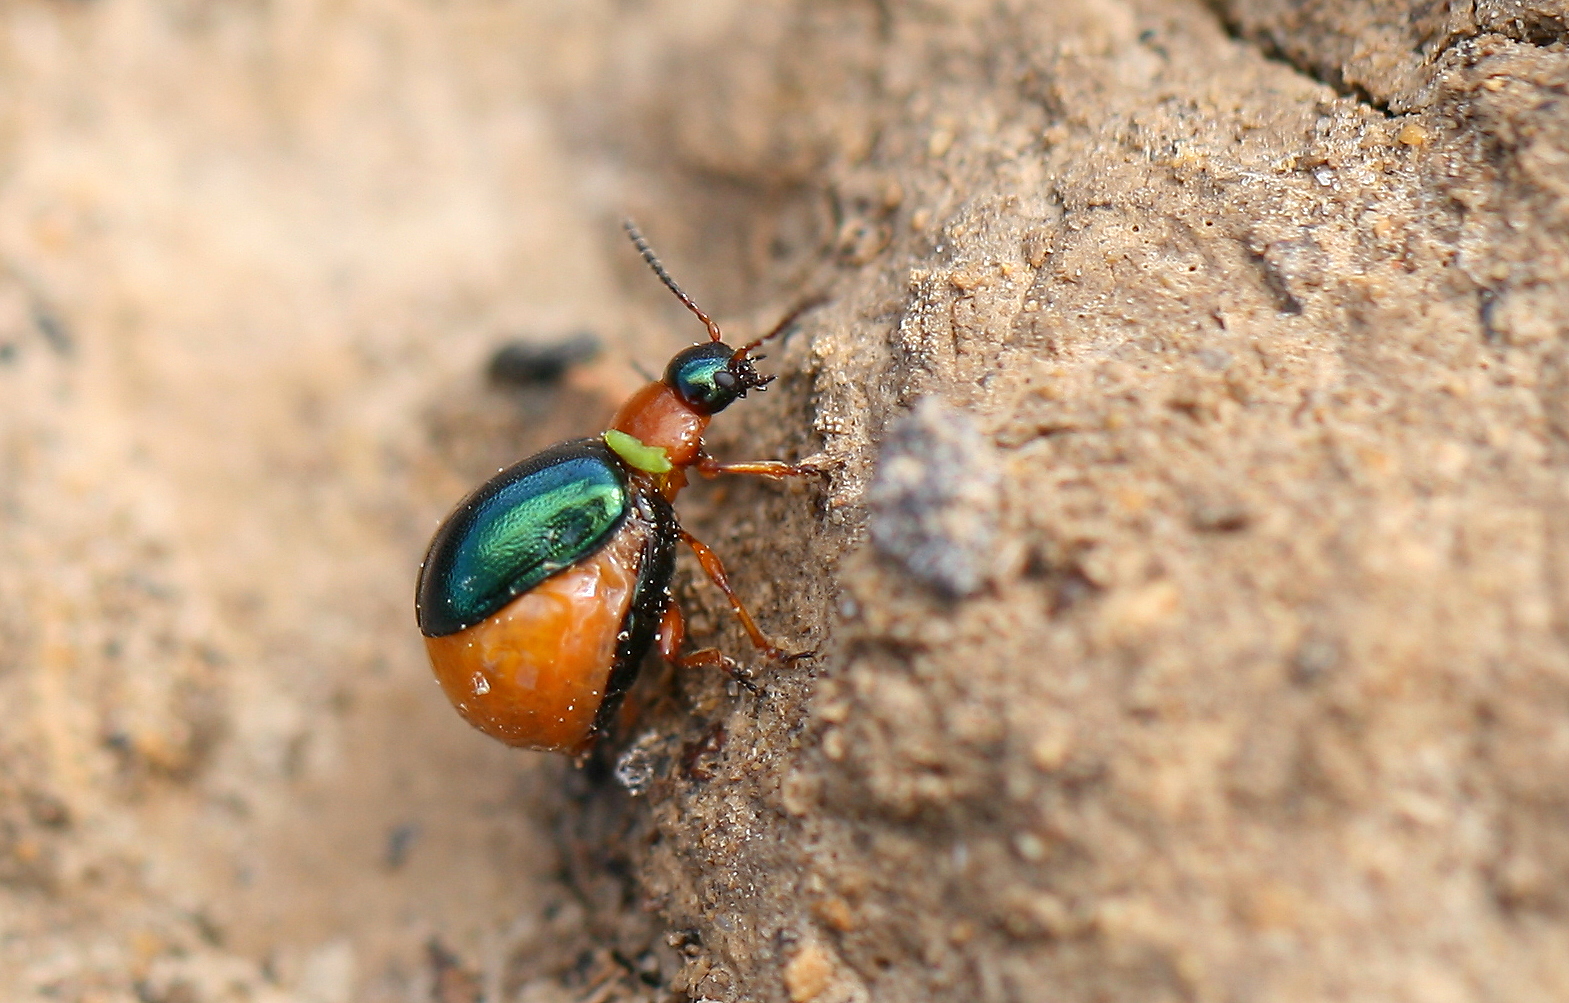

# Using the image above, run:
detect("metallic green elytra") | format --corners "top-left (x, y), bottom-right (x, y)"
top-left (415, 438), bottom-right (630, 637)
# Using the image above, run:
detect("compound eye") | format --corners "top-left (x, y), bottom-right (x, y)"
top-left (665, 341), bottom-right (743, 413)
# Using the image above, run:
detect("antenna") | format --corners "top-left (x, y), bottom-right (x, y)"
top-left (623, 220), bottom-right (723, 343)
top-left (735, 295), bottom-right (828, 358)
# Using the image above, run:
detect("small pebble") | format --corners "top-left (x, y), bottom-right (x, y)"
top-left (783, 944), bottom-right (834, 1002)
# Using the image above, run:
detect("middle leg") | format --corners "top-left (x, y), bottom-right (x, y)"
top-left (680, 530), bottom-right (812, 665)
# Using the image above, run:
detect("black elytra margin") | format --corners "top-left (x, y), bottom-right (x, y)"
top-left (588, 488), bottom-right (680, 742)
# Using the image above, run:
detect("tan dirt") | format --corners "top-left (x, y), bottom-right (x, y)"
top-left (3, 1), bottom-right (1569, 1002)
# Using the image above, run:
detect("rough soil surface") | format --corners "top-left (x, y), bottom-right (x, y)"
top-left (4, 1), bottom-right (1569, 1002)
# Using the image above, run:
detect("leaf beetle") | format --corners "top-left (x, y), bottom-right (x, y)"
top-left (416, 221), bottom-right (822, 754)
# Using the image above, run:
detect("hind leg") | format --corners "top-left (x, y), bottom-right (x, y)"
top-left (657, 599), bottom-right (759, 693)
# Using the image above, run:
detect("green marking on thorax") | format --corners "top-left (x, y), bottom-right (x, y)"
top-left (603, 429), bottom-right (673, 473)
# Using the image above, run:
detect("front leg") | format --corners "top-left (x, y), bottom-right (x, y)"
top-left (695, 452), bottom-right (830, 480)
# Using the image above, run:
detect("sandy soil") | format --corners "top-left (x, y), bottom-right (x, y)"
top-left (3, 1), bottom-right (1569, 1002)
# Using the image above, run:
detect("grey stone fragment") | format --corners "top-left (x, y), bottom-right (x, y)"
top-left (867, 397), bottom-right (1002, 599)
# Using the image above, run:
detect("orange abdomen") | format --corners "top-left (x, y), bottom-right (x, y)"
top-left (424, 519), bottom-right (646, 752)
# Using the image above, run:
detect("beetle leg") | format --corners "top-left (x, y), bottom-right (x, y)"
top-left (656, 599), bottom-right (686, 662)
top-left (680, 530), bottom-right (814, 666)
top-left (734, 294), bottom-right (828, 355)
top-left (682, 722), bottom-right (727, 780)
top-left (658, 598), bottom-right (760, 692)
top-left (681, 648), bottom-right (762, 694)
top-left (695, 454), bottom-right (825, 480)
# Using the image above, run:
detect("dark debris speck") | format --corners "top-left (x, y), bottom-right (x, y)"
top-left (487, 332), bottom-right (600, 387)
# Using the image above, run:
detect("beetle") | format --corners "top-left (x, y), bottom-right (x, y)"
top-left (415, 221), bottom-right (821, 754)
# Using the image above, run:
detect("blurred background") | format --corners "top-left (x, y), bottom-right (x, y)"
top-left (9, 1), bottom-right (1569, 1001)
top-left (0, 1), bottom-right (789, 999)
